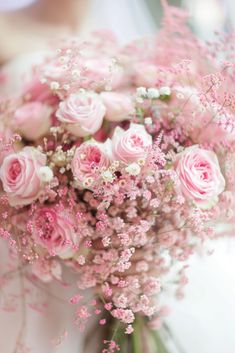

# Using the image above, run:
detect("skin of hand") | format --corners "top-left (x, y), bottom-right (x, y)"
top-left (0, 0), bottom-right (90, 65)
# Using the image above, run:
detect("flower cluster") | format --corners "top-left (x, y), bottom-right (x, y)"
top-left (0, 5), bottom-right (235, 353)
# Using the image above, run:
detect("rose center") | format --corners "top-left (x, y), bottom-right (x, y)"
top-left (130, 134), bottom-right (144, 148)
top-left (195, 161), bottom-right (212, 182)
top-left (86, 147), bottom-right (101, 166)
top-left (9, 160), bottom-right (21, 180)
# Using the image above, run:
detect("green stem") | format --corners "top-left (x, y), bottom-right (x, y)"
top-left (105, 315), bottom-right (173, 353)
top-left (132, 317), bottom-right (143, 353)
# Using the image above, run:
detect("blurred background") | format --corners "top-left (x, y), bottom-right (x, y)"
top-left (1, 0), bottom-right (234, 92)
top-left (0, 0), bottom-right (234, 41)
top-left (0, 0), bottom-right (234, 68)
top-left (147, 0), bottom-right (234, 39)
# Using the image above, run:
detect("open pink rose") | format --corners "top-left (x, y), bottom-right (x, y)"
top-left (111, 123), bottom-right (152, 163)
top-left (101, 92), bottom-right (134, 122)
top-left (56, 92), bottom-right (106, 137)
top-left (0, 147), bottom-right (46, 206)
top-left (14, 102), bottom-right (52, 140)
top-left (175, 146), bottom-right (225, 208)
top-left (32, 206), bottom-right (78, 258)
top-left (71, 140), bottom-right (111, 184)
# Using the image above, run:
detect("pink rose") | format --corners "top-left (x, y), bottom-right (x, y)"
top-left (101, 92), bottom-right (134, 122)
top-left (56, 92), bottom-right (106, 137)
top-left (14, 102), bottom-right (52, 140)
top-left (43, 60), bottom-right (65, 82)
top-left (71, 140), bottom-right (110, 185)
top-left (81, 57), bottom-right (124, 91)
top-left (43, 55), bottom-right (123, 91)
top-left (0, 147), bottom-right (47, 206)
top-left (111, 123), bottom-right (152, 163)
top-left (23, 78), bottom-right (59, 105)
top-left (32, 206), bottom-right (78, 258)
top-left (175, 146), bottom-right (225, 208)
top-left (133, 62), bottom-right (158, 87)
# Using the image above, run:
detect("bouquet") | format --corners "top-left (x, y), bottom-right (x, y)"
top-left (1, 2), bottom-right (235, 353)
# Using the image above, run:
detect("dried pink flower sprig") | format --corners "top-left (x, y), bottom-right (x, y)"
top-left (0, 4), bottom-right (235, 353)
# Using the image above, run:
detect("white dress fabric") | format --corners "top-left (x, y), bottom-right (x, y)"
top-left (165, 237), bottom-right (235, 353)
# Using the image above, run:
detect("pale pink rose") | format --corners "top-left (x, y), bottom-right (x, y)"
top-left (101, 92), bottom-right (134, 122)
top-left (0, 147), bottom-right (46, 206)
top-left (133, 62), bottom-right (158, 87)
top-left (43, 60), bottom-right (65, 82)
top-left (23, 77), bottom-right (59, 105)
top-left (111, 123), bottom-right (152, 163)
top-left (56, 92), bottom-right (106, 137)
top-left (32, 206), bottom-right (78, 258)
top-left (71, 140), bottom-right (110, 184)
top-left (81, 57), bottom-right (124, 90)
top-left (175, 146), bottom-right (225, 208)
top-left (14, 102), bottom-right (52, 140)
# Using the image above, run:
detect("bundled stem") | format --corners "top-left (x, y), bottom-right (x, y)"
top-left (84, 312), bottom-right (171, 353)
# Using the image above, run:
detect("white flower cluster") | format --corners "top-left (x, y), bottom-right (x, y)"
top-left (136, 86), bottom-right (171, 102)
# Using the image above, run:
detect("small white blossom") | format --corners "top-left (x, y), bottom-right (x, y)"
top-left (50, 81), bottom-right (60, 90)
top-left (136, 97), bottom-right (144, 104)
top-left (159, 86), bottom-right (171, 96)
top-left (136, 87), bottom-right (147, 97)
top-left (50, 127), bottom-right (59, 135)
top-left (79, 88), bottom-right (86, 94)
top-left (147, 88), bottom-right (160, 99)
top-left (176, 92), bottom-right (185, 100)
top-left (144, 117), bottom-right (152, 125)
top-left (63, 84), bottom-right (70, 91)
top-left (125, 163), bottom-right (141, 176)
top-left (38, 166), bottom-right (54, 183)
top-left (138, 158), bottom-right (146, 166)
top-left (72, 69), bottom-right (80, 78)
top-left (61, 65), bottom-right (68, 71)
top-left (102, 170), bottom-right (115, 183)
top-left (59, 56), bottom-right (66, 63)
top-left (52, 150), bottom-right (67, 166)
top-left (59, 167), bottom-right (66, 174)
top-left (83, 177), bottom-right (94, 188)
top-left (112, 161), bottom-right (120, 169)
top-left (40, 78), bottom-right (47, 84)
